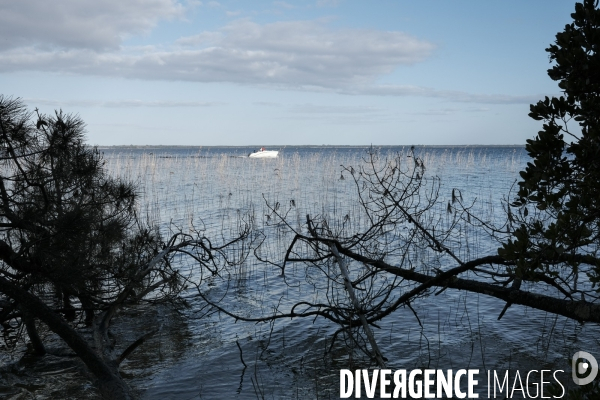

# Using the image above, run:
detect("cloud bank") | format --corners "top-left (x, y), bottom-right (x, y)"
top-left (25, 98), bottom-right (220, 108)
top-left (0, 1), bottom-right (539, 104)
top-left (0, 1), bottom-right (435, 88)
top-left (0, 0), bottom-right (183, 51)
top-left (1, 18), bottom-right (434, 89)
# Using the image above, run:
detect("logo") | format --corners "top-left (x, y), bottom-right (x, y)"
top-left (572, 351), bottom-right (598, 385)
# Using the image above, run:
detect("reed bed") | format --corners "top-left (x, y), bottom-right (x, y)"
top-left (99, 146), bottom-right (600, 398)
top-left (98, 146), bottom-right (527, 312)
top-left (102, 147), bottom-right (525, 265)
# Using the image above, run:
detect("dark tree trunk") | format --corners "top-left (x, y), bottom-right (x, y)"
top-left (80, 296), bottom-right (95, 327)
top-left (56, 287), bottom-right (76, 321)
top-left (63, 293), bottom-right (76, 321)
top-left (0, 276), bottom-right (133, 400)
top-left (21, 306), bottom-right (45, 355)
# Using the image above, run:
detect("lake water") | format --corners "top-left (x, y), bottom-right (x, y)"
top-left (2, 145), bottom-right (599, 399)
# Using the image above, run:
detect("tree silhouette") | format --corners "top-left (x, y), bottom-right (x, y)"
top-left (0, 96), bottom-right (249, 399)
top-left (501, 0), bottom-right (600, 300)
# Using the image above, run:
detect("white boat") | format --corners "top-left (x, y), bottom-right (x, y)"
top-left (249, 148), bottom-right (278, 158)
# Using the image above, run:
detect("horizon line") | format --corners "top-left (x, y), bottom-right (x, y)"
top-left (95, 144), bottom-right (526, 148)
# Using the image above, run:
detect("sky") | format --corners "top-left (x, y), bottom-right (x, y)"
top-left (0, 0), bottom-right (578, 146)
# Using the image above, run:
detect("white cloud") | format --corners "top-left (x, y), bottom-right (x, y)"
top-left (0, 5), bottom-right (538, 104)
top-left (253, 101), bottom-right (282, 107)
top-left (0, 19), bottom-right (435, 90)
top-left (175, 31), bottom-right (224, 46)
top-left (407, 107), bottom-right (490, 116)
top-left (26, 98), bottom-right (220, 108)
top-left (0, 0), bottom-right (183, 51)
top-left (346, 85), bottom-right (543, 104)
top-left (0, 1), bottom-right (546, 107)
top-left (289, 104), bottom-right (381, 114)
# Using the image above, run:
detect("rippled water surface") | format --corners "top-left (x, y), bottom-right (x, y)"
top-left (3, 145), bottom-right (599, 399)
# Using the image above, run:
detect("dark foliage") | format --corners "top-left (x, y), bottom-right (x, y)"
top-left (0, 97), bottom-right (162, 335)
top-left (0, 97), bottom-right (250, 399)
top-left (500, 0), bottom-right (600, 296)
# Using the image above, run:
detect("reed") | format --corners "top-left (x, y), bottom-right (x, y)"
top-left (97, 146), bottom-right (600, 398)
top-left (103, 147), bottom-right (525, 252)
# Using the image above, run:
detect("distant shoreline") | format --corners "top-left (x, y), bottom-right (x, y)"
top-left (96, 144), bottom-right (526, 149)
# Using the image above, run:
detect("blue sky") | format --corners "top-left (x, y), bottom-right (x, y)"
top-left (0, 1), bottom-right (576, 145)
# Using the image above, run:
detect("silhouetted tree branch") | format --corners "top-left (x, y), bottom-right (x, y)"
top-left (0, 96), bottom-right (251, 399)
